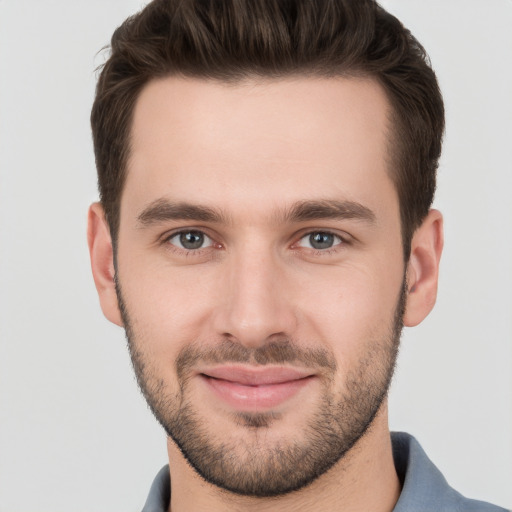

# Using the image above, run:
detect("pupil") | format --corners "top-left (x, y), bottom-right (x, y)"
top-left (180, 231), bottom-right (204, 249)
top-left (310, 232), bottom-right (334, 250)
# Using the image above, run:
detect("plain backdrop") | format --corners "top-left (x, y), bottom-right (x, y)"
top-left (0, 1), bottom-right (511, 511)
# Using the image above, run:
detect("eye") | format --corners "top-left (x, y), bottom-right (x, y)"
top-left (167, 230), bottom-right (213, 250)
top-left (298, 231), bottom-right (343, 250)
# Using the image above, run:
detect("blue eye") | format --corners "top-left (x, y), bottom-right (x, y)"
top-left (168, 230), bottom-right (213, 250)
top-left (299, 232), bottom-right (343, 250)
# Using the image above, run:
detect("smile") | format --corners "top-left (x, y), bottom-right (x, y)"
top-left (198, 366), bottom-right (316, 411)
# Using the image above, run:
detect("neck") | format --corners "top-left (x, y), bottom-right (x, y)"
top-left (165, 402), bottom-right (400, 512)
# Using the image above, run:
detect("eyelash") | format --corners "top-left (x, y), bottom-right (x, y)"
top-left (295, 231), bottom-right (345, 251)
top-left (163, 230), bottom-right (217, 256)
top-left (161, 229), bottom-right (350, 257)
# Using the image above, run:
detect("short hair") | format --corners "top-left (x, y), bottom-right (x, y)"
top-left (91, 0), bottom-right (444, 258)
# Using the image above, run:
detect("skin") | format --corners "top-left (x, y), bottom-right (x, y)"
top-left (88, 76), bottom-right (443, 511)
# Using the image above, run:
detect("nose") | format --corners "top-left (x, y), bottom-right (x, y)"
top-left (211, 245), bottom-right (297, 348)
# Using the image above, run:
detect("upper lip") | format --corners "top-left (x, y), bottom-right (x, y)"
top-left (199, 365), bottom-right (314, 386)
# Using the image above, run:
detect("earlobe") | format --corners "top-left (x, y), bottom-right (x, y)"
top-left (87, 203), bottom-right (124, 327)
top-left (403, 209), bottom-right (444, 327)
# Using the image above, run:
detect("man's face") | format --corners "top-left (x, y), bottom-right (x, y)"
top-left (115, 76), bottom-right (405, 496)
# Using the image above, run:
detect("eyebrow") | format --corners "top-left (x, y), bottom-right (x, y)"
top-left (137, 198), bottom-right (228, 226)
top-left (136, 198), bottom-right (376, 227)
top-left (282, 199), bottom-right (376, 224)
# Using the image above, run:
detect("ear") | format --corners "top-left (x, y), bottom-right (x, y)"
top-left (87, 203), bottom-right (123, 327)
top-left (403, 209), bottom-right (444, 327)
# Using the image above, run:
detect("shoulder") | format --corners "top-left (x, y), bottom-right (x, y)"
top-left (141, 465), bottom-right (170, 512)
top-left (391, 432), bottom-right (509, 512)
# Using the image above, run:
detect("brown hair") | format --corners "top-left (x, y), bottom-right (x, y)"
top-left (91, 0), bottom-right (444, 258)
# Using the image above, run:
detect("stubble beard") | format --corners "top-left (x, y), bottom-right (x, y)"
top-left (116, 279), bottom-right (406, 498)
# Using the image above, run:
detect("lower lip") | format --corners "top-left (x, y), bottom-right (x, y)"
top-left (201, 375), bottom-right (314, 410)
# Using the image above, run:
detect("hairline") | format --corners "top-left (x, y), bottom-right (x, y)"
top-left (108, 70), bottom-right (416, 262)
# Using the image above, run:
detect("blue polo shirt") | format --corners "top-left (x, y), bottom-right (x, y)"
top-left (141, 432), bottom-right (509, 512)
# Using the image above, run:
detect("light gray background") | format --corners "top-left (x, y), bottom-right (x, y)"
top-left (0, 1), bottom-right (511, 511)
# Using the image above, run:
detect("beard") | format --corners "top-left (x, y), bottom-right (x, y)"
top-left (116, 278), bottom-right (406, 498)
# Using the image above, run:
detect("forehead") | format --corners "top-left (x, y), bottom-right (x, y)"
top-left (124, 75), bottom-right (396, 222)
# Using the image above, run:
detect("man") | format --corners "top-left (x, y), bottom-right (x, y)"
top-left (87, 1), bottom-right (508, 511)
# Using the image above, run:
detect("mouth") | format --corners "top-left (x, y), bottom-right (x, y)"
top-left (198, 365), bottom-right (316, 411)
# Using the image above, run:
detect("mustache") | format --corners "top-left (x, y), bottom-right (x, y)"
top-left (176, 338), bottom-right (337, 379)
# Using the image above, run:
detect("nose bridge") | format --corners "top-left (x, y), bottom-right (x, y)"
top-left (214, 239), bottom-right (294, 346)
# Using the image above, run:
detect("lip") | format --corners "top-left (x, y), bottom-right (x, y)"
top-left (198, 365), bottom-right (315, 411)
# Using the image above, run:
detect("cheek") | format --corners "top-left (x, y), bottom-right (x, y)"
top-left (297, 262), bottom-right (403, 367)
top-left (118, 257), bottom-right (218, 360)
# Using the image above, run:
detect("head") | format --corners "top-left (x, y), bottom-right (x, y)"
top-left (88, 0), bottom-right (444, 500)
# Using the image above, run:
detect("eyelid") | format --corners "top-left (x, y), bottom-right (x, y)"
top-left (297, 231), bottom-right (343, 248)
top-left (289, 229), bottom-right (355, 259)
top-left (172, 231), bottom-right (212, 247)
top-left (296, 228), bottom-right (351, 243)
top-left (162, 228), bottom-right (218, 251)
